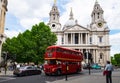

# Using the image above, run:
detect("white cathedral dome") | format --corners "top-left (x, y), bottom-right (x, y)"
top-left (65, 19), bottom-right (75, 27)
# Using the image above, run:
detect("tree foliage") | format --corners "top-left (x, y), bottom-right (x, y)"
top-left (111, 56), bottom-right (117, 65)
top-left (111, 53), bottom-right (120, 66)
top-left (114, 53), bottom-right (120, 66)
top-left (2, 22), bottom-right (57, 64)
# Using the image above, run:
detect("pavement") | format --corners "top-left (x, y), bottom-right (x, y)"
top-left (0, 69), bottom-right (120, 83)
top-left (52, 70), bottom-right (120, 83)
top-left (0, 70), bottom-right (13, 76)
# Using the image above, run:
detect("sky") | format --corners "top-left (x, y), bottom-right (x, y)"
top-left (4, 0), bottom-right (120, 56)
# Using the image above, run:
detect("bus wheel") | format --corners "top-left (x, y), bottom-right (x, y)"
top-left (45, 73), bottom-right (49, 76)
top-left (76, 69), bottom-right (80, 73)
top-left (56, 70), bottom-right (61, 75)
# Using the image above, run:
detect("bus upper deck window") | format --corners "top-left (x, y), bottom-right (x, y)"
top-left (46, 48), bottom-right (54, 52)
top-left (46, 49), bottom-right (50, 52)
top-left (51, 48), bottom-right (54, 52)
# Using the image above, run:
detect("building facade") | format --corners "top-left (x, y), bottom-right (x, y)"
top-left (0, 0), bottom-right (8, 62)
top-left (48, 1), bottom-right (111, 66)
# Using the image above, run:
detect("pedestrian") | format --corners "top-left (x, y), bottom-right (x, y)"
top-left (104, 61), bottom-right (114, 83)
top-left (13, 63), bottom-right (16, 70)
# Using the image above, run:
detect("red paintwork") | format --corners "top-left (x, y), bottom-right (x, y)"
top-left (44, 45), bottom-right (83, 75)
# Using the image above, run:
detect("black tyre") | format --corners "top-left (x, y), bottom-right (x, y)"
top-left (45, 73), bottom-right (49, 76)
top-left (76, 69), bottom-right (80, 73)
top-left (56, 70), bottom-right (61, 75)
top-left (25, 72), bottom-right (28, 76)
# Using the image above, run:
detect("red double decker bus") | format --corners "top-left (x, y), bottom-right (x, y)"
top-left (43, 45), bottom-right (83, 75)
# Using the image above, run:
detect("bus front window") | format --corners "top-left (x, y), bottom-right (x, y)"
top-left (45, 60), bottom-right (56, 65)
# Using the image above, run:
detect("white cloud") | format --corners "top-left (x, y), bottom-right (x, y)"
top-left (110, 33), bottom-right (120, 56)
top-left (60, 0), bottom-right (120, 30)
top-left (100, 0), bottom-right (120, 30)
top-left (7, 0), bottom-right (120, 30)
top-left (60, 0), bottom-right (94, 27)
top-left (20, 18), bottom-right (41, 30)
top-left (5, 30), bottom-right (20, 38)
top-left (110, 33), bottom-right (120, 44)
top-left (8, 0), bottom-right (52, 30)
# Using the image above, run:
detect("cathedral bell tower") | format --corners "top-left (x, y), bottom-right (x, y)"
top-left (91, 0), bottom-right (106, 29)
top-left (48, 0), bottom-right (61, 32)
top-left (90, 0), bottom-right (111, 65)
top-left (0, 0), bottom-right (8, 62)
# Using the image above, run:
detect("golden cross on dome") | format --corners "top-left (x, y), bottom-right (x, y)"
top-left (54, 0), bottom-right (57, 4)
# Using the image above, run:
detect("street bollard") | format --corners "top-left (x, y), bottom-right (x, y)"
top-left (65, 62), bottom-right (68, 81)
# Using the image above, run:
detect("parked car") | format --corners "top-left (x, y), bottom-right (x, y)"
top-left (13, 66), bottom-right (42, 76)
top-left (91, 63), bottom-right (101, 69)
top-left (83, 64), bottom-right (92, 69)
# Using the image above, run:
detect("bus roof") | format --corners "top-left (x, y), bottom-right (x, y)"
top-left (47, 45), bottom-right (81, 53)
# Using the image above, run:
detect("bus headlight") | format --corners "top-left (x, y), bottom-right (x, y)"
top-left (52, 68), bottom-right (55, 72)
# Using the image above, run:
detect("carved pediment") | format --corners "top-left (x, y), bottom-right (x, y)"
top-left (65, 25), bottom-right (88, 31)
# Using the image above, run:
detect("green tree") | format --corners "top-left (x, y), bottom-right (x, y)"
top-left (114, 53), bottom-right (120, 66)
top-left (111, 56), bottom-right (117, 66)
top-left (2, 37), bottom-right (22, 61)
top-left (2, 22), bottom-right (57, 64)
top-left (30, 22), bottom-right (57, 64)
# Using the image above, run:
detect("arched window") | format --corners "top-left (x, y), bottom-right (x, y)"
top-left (100, 53), bottom-right (103, 59)
top-left (97, 13), bottom-right (99, 19)
top-left (99, 36), bottom-right (103, 43)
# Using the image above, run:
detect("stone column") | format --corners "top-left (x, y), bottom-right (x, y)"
top-left (88, 33), bottom-right (90, 44)
top-left (64, 33), bottom-right (66, 44)
top-left (66, 33), bottom-right (68, 44)
top-left (73, 33), bottom-right (75, 44)
top-left (96, 49), bottom-right (99, 63)
top-left (81, 33), bottom-right (83, 44)
top-left (71, 33), bottom-right (73, 44)
top-left (79, 33), bottom-right (80, 44)
top-left (93, 50), bottom-right (95, 63)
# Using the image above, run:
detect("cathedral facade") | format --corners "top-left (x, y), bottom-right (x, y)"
top-left (48, 1), bottom-right (111, 66)
top-left (0, 0), bottom-right (8, 62)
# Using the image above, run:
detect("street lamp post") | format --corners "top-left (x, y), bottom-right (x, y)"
top-left (86, 51), bottom-right (91, 75)
top-left (88, 62), bottom-right (91, 75)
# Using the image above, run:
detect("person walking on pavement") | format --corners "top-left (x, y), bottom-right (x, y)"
top-left (105, 61), bottom-right (114, 83)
